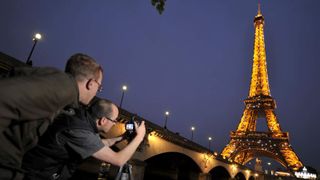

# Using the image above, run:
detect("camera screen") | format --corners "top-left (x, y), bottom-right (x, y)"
top-left (126, 124), bottom-right (134, 130)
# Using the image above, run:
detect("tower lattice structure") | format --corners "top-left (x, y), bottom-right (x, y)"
top-left (220, 5), bottom-right (303, 171)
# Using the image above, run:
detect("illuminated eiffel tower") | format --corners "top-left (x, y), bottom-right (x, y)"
top-left (221, 5), bottom-right (303, 171)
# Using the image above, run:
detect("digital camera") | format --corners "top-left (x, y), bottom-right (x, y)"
top-left (125, 123), bottom-right (134, 131)
top-left (123, 116), bottom-right (137, 142)
top-left (125, 116), bottom-right (135, 132)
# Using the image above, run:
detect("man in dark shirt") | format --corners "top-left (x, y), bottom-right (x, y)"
top-left (0, 53), bottom-right (103, 180)
top-left (22, 98), bottom-right (146, 180)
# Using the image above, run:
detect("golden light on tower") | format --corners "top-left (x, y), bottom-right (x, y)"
top-left (221, 4), bottom-right (303, 171)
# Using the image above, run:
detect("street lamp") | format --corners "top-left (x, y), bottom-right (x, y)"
top-left (208, 137), bottom-right (212, 151)
top-left (267, 162), bottom-right (272, 174)
top-left (164, 111), bottom-right (169, 129)
top-left (26, 33), bottom-right (42, 66)
top-left (119, 85), bottom-right (127, 108)
top-left (191, 126), bottom-right (195, 140)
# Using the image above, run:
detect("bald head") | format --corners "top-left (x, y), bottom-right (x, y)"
top-left (89, 98), bottom-right (119, 121)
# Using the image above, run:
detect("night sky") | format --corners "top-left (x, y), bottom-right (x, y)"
top-left (1, 1), bottom-right (320, 170)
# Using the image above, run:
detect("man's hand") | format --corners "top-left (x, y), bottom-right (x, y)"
top-left (134, 121), bottom-right (146, 142)
top-left (93, 121), bottom-right (147, 167)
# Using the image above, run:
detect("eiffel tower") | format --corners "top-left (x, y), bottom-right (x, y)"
top-left (221, 5), bottom-right (303, 171)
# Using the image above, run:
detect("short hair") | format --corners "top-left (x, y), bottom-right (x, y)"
top-left (65, 53), bottom-right (103, 82)
top-left (89, 98), bottom-right (116, 120)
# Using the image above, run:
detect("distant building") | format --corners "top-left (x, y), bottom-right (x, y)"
top-left (294, 166), bottom-right (318, 179)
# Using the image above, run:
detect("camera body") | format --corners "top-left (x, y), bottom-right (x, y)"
top-left (125, 123), bottom-right (134, 132)
top-left (123, 116), bottom-right (137, 142)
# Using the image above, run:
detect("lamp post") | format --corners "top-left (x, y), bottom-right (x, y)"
top-left (208, 137), bottom-right (212, 151)
top-left (26, 33), bottom-right (42, 66)
top-left (119, 85), bottom-right (127, 108)
top-left (267, 162), bottom-right (272, 174)
top-left (164, 111), bottom-right (169, 129)
top-left (191, 126), bottom-right (195, 140)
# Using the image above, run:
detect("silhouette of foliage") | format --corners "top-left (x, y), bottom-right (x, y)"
top-left (151, 0), bottom-right (166, 14)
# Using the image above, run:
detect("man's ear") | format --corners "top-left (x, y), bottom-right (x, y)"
top-left (86, 79), bottom-right (92, 90)
top-left (98, 117), bottom-right (107, 126)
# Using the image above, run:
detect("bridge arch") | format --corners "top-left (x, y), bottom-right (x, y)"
top-left (137, 133), bottom-right (209, 171)
top-left (144, 152), bottom-right (201, 180)
top-left (209, 166), bottom-right (231, 180)
top-left (234, 172), bottom-right (246, 180)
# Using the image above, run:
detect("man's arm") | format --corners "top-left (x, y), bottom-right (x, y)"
top-left (101, 136), bottom-right (123, 147)
top-left (92, 121), bottom-right (146, 166)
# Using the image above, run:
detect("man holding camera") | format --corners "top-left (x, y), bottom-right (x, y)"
top-left (22, 98), bottom-right (146, 180)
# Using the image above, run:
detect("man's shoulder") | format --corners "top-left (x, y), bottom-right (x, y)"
top-left (60, 129), bottom-right (104, 159)
top-left (53, 107), bottom-right (94, 132)
top-left (60, 129), bottom-right (100, 148)
top-left (9, 66), bottom-right (63, 77)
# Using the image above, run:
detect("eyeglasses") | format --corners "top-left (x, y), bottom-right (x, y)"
top-left (91, 79), bottom-right (103, 92)
top-left (106, 117), bottom-right (118, 124)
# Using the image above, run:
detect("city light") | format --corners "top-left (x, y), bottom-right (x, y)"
top-left (245, 169), bottom-right (250, 175)
top-left (120, 85), bottom-right (128, 108)
top-left (33, 33), bottom-right (42, 40)
top-left (164, 111), bottom-right (170, 129)
top-left (295, 167), bottom-right (317, 179)
top-left (231, 164), bottom-right (237, 171)
top-left (208, 136), bottom-right (212, 151)
top-left (191, 126), bottom-right (195, 140)
top-left (26, 32), bottom-right (42, 65)
top-left (122, 85), bottom-right (127, 91)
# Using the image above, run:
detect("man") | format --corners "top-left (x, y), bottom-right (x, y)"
top-left (0, 53), bottom-right (103, 179)
top-left (22, 98), bottom-right (146, 180)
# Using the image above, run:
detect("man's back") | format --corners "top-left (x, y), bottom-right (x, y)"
top-left (0, 66), bottom-right (79, 179)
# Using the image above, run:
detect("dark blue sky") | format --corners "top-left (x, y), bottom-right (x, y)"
top-left (1, 1), bottom-right (320, 170)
